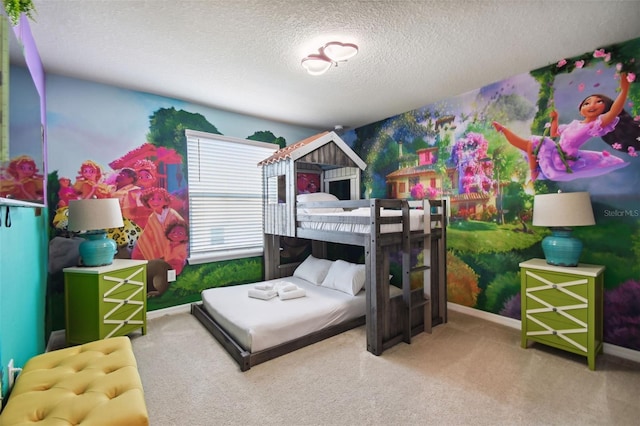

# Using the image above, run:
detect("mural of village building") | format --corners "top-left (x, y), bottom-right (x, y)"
top-left (385, 115), bottom-right (497, 222)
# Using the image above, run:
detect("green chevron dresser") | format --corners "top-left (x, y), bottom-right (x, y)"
top-left (64, 259), bottom-right (148, 345)
top-left (519, 258), bottom-right (604, 370)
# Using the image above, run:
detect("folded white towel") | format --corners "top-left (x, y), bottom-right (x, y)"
top-left (278, 288), bottom-right (306, 300)
top-left (273, 281), bottom-right (294, 292)
top-left (248, 288), bottom-right (277, 300)
top-left (254, 283), bottom-right (274, 291)
top-left (279, 283), bottom-right (298, 292)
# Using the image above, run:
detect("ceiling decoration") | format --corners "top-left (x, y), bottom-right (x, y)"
top-left (301, 41), bottom-right (359, 76)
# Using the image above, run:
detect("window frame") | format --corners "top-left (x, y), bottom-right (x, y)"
top-left (185, 129), bottom-right (278, 264)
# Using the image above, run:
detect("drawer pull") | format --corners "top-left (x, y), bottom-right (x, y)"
top-left (123, 279), bottom-right (128, 283)
top-left (123, 300), bottom-right (128, 305)
top-left (124, 320), bottom-right (128, 325)
top-left (552, 330), bottom-right (557, 335)
top-left (552, 307), bottom-right (557, 312)
top-left (552, 284), bottom-right (557, 289)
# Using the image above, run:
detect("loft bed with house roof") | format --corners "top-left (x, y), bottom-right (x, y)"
top-left (191, 131), bottom-right (447, 371)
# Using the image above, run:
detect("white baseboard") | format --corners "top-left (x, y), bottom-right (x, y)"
top-left (46, 303), bottom-right (194, 350)
top-left (146, 302), bottom-right (192, 319)
top-left (48, 301), bottom-right (639, 365)
top-left (448, 302), bottom-right (522, 329)
top-left (448, 302), bottom-right (640, 364)
top-left (601, 342), bottom-right (640, 363)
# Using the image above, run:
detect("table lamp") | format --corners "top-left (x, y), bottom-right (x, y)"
top-left (67, 198), bottom-right (125, 267)
top-left (532, 191), bottom-right (595, 267)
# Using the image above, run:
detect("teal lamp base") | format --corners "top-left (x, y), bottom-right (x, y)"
top-left (541, 227), bottom-right (582, 267)
top-left (79, 231), bottom-right (117, 267)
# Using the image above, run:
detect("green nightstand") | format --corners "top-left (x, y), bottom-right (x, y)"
top-left (64, 259), bottom-right (148, 345)
top-left (519, 258), bottom-right (604, 370)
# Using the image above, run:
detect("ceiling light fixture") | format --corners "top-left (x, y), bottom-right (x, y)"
top-left (301, 41), bottom-right (359, 76)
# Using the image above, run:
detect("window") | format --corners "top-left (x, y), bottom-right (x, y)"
top-left (186, 130), bottom-right (278, 263)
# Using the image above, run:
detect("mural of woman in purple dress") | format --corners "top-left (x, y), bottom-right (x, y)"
top-left (492, 72), bottom-right (637, 182)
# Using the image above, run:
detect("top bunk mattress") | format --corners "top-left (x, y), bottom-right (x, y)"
top-left (298, 207), bottom-right (425, 234)
top-left (201, 276), bottom-right (367, 352)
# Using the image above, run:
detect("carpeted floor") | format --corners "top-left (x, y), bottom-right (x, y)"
top-left (130, 309), bottom-right (640, 426)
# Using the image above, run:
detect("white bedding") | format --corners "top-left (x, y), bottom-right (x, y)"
top-left (201, 276), bottom-right (401, 352)
top-left (298, 207), bottom-right (425, 233)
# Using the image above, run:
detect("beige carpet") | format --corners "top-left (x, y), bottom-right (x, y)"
top-left (130, 309), bottom-right (640, 426)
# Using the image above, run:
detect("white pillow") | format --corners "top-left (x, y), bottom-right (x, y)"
top-left (293, 255), bottom-right (333, 285)
top-left (321, 260), bottom-right (366, 296)
top-left (296, 192), bottom-right (343, 214)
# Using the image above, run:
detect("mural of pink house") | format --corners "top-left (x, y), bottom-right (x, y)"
top-left (386, 138), bottom-right (496, 218)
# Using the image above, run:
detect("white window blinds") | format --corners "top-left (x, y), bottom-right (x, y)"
top-left (185, 129), bottom-right (278, 263)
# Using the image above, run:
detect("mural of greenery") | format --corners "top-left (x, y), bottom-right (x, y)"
top-left (146, 257), bottom-right (263, 311)
top-left (344, 37), bottom-right (640, 351)
top-left (45, 105), bottom-right (292, 331)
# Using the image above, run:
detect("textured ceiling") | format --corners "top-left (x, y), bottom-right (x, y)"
top-left (24, 0), bottom-right (640, 131)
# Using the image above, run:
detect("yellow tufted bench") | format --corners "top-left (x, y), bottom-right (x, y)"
top-left (0, 336), bottom-right (149, 426)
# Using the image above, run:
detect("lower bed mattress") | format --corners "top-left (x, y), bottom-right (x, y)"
top-left (201, 277), bottom-right (401, 353)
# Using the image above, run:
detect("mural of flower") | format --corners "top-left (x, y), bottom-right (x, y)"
top-left (593, 48), bottom-right (607, 58)
top-left (426, 186), bottom-right (439, 199)
top-left (453, 132), bottom-right (494, 194)
top-left (409, 182), bottom-right (440, 200)
top-left (410, 182), bottom-right (425, 200)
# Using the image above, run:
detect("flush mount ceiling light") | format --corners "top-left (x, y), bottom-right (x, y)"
top-left (301, 41), bottom-right (359, 76)
top-left (301, 53), bottom-right (333, 76)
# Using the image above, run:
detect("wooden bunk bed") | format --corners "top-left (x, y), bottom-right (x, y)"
top-left (191, 131), bottom-right (447, 369)
top-left (266, 196), bottom-right (447, 355)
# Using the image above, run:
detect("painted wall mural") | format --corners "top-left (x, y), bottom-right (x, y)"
top-left (343, 37), bottom-right (640, 351)
top-left (0, 65), bottom-right (44, 203)
top-left (45, 73), bottom-right (316, 330)
top-left (43, 37), bottom-right (640, 353)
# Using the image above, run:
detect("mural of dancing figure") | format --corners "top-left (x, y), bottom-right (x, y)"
top-left (493, 72), bottom-right (635, 182)
top-left (131, 187), bottom-right (185, 261)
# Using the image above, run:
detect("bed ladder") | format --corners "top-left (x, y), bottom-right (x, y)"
top-left (399, 199), bottom-right (432, 344)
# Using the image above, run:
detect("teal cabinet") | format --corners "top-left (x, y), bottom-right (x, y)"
top-left (64, 259), bottom-right (147, 345)
top-left (519, 258), bottom-right (604, 370)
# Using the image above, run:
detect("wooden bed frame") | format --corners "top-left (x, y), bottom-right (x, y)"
top-left (191, 131), bottom-right (447, 370)
top-left (191, 302), bottom-right (365, 371)
top-left (265, 197), bottom-right (447, 356)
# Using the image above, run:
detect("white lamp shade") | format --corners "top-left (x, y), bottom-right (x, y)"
top-left (68, 198), bottom-right (124, 231)
top-left (532, 191), bottom-right (595, 227)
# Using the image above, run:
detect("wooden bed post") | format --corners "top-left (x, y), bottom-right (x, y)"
top-left (401, 199), bottom-right (412, 344)
top-left (422, 199), bottom-right (433, 333)
top-left (366, 199), bottom-right (384, 355)
top-left (264, 233), bottom-right (279, 280)
top-left (438, 199), bottom-right (448, 324)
